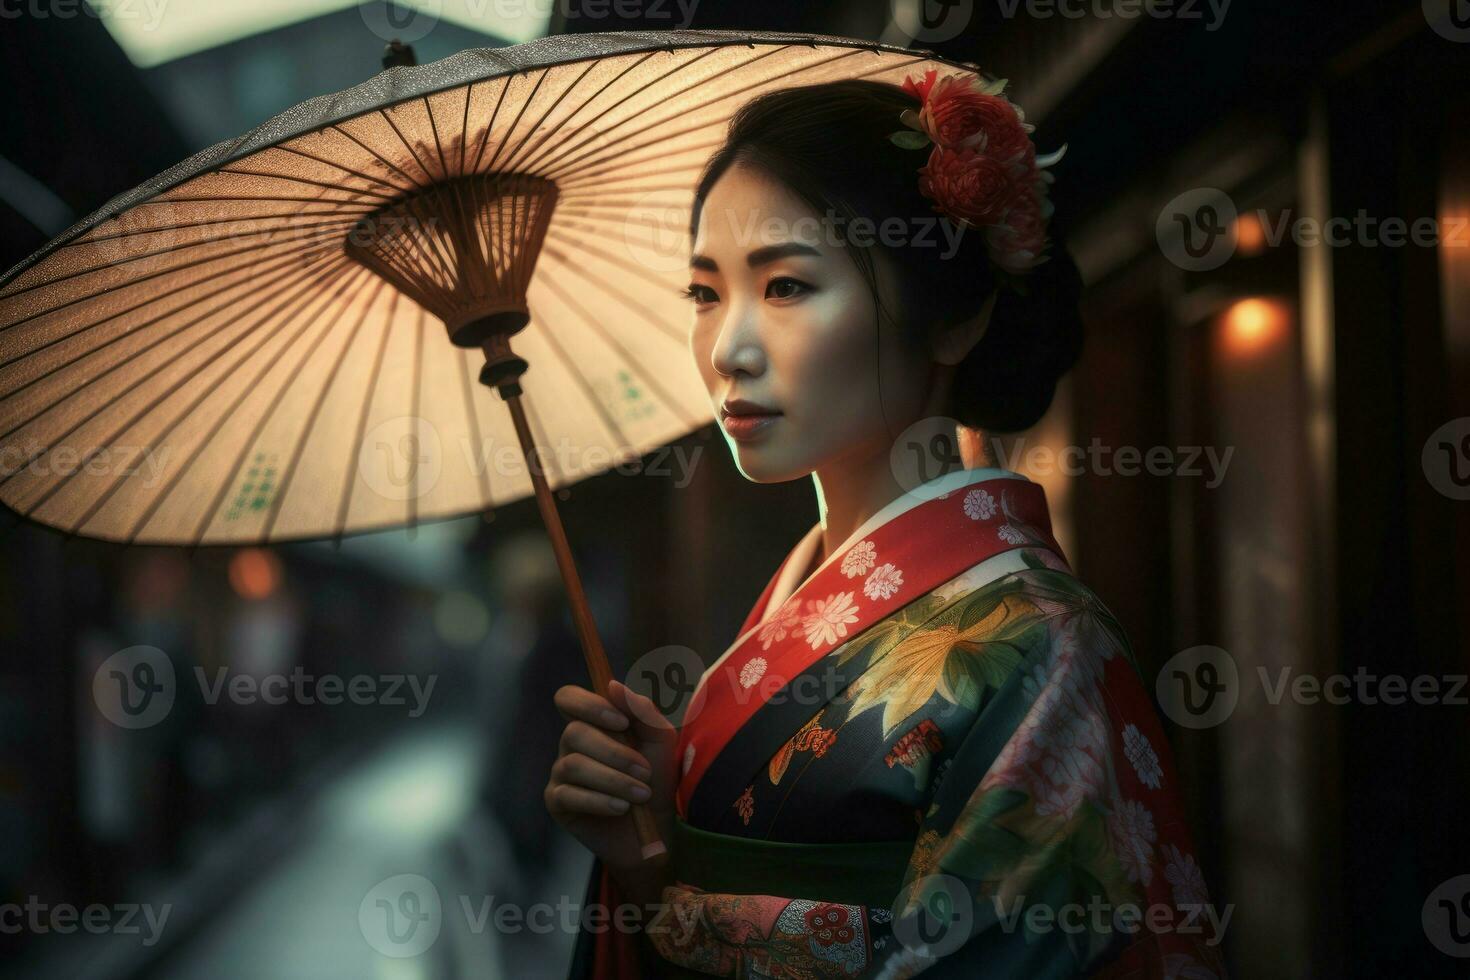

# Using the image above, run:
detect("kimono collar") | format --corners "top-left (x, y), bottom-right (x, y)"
top-left (763, 466), bottom-right (1031, 623)
top-left (677, 466), bottom-right (1059, 816)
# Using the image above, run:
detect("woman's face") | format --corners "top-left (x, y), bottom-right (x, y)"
top-left (686, 162), bottom-right (935, 483)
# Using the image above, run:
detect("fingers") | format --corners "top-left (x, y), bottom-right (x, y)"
top-left (545, 782), bottom-right (633, 818)
top-left (559, 720), bottom-right (652, 779)
top-left (554, 684), bottom-right (631, 732)
top-left (607, 680), bottom-right (677, 743)
top-left (551, 753), bottom-right (652, 806)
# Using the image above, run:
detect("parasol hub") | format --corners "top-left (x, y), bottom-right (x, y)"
top-left (341, 171), bottom-right (559, 353)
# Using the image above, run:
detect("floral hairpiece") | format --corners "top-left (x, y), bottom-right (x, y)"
top-left (891, 69), bottom-right (1066, 287)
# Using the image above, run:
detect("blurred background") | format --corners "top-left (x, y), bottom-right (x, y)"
top-left (1, 1), bottom-right (1467, 978)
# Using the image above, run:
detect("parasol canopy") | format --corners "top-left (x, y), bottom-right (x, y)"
top-left (0, 29), bottom-right (979, 547)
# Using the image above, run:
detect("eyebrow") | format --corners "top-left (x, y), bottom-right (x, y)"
top-left (689, 241), bottom-right (822, 271)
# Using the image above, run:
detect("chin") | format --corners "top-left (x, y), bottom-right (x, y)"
top-left (724, 438), bottom-right (813, 485)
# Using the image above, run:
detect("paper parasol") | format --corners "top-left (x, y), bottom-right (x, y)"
top-left (0, 29), bottom-right (979, 858)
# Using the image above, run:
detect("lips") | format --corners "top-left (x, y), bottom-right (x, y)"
top-left (719, 397), bottom-right (779, 419)
top-left (719, 398), bottom-right (781, 442)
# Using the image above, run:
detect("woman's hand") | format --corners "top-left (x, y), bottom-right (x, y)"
top-left (546, 679), bottom-right (678, 889)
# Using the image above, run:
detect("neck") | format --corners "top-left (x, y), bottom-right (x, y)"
top-left (810, 439), bottom-right (908, 570)
top-left (808, 366), bottom-right (975, 568)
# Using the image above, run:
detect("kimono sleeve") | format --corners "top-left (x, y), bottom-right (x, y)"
top-left (875, 585), bottom-right (1232, 979)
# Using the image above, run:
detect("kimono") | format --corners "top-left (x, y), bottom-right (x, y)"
top-left (569, 468), bottom-right (1228, 979)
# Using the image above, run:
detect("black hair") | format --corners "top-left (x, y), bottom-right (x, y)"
top-left (689, 79), bottom-right (1084, 433)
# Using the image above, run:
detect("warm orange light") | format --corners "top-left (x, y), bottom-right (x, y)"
top-left (229, 548), bottom-right (280, 600)
top-left (1233, 211), bottom-right (1268, 256)
top-left (1221, 297), bottom-right (1289, 356)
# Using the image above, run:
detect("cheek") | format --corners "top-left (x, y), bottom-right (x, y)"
top-left (689, 319), bottom-right (719, 393)
top-left (770, 291), bottom-right (884, 421)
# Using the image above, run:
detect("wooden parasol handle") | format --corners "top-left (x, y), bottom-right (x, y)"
top-left (498, 384), bottom-right (668, 864)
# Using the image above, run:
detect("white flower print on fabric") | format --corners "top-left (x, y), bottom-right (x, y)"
top-left (997, 523), bottom-right (1026, 545)
top-left (757, 599), bottom-right (801, 651)
top-left (682, 743), bottom-right (696, 775)
top-left (1109, 797), bottom-right (1158, 886)
top-left (963, 487), bottom-right (997, 521)
top-left (1122, 723), bottom-right (1163, 789)
top-left (801, 592), bottom-right (860, 649)
top-left (841, 539), bottom-right (877, 578)
top-left (862, 563), bottom-right (904, 601)
top-left (738, 657), bottom-right (768, 690)
top-left (1162, 844), bottom-right (1210, 908)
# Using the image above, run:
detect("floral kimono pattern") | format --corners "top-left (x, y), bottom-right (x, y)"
top-left (571, 470), bottom-right (1229, 979)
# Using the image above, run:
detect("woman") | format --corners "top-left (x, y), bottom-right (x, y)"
top-left (547, 71), bottom-right (1228, 978)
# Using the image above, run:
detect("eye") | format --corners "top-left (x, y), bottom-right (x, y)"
top-left (766, 276), bottom-right (810, 300)
top-left (680, 283), bottom-right (718, 305)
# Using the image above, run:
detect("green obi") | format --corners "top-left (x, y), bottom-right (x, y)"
top-left (670, 816), bottom-right (915, 910)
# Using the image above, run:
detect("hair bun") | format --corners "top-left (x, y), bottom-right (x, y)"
top-left (949, 232), bottom-right (1084, 433)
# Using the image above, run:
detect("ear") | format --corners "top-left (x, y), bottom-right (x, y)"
top-left (931, 289), bottom-right (999, 366)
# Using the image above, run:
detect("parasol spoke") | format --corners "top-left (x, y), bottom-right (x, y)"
top-left (332, 289), bottom-right (403, 545)
top-left (327, 122), bottom-right (435, 193)
top-left (503, 50), bottom-right (666, 180)
top-left (111, 267), bottom-right (373, 545)
top-left (532, 267), bottom-right (704, 431)
top-left (0, 216), bottom-right (358, 314)
top-left (10, 254), bottom-right (349, 525)
top-left (0, 238), bottom-right (347, 391)
top-left (274, 142), bottom-right (423, 198)
top-left (216, 166), bottom-right (405, 205)
top-left (523, 45), bottom-right (726, 182)
top-left (532, 44), bottom-right (811, 183)
top-left (538, 232), bottom-right (690, 344)
top-left (1, 248), bottom-right (345, 463)
top-left (257, 277), bottom-right (391, 542)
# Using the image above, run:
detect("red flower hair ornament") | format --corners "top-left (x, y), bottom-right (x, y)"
top-left (893, 69), bottom-right (1067, 287)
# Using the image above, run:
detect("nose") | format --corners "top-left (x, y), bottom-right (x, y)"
top-left (708, 298), bottom-right (764, 379)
